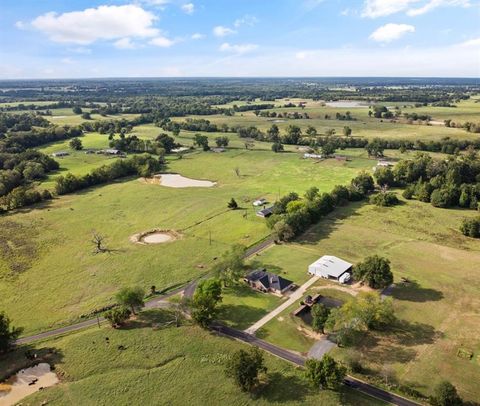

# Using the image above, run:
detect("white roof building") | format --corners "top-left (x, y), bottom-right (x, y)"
top-left (308, 255), bottom-right (353, 280)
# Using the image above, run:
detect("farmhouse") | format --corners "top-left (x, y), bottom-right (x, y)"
top-left (308, 255), bottom-right (352, 283)
top-left (256, 207), bottom-right (274, 218)
top-left (253, 198), bottom-right (267, 207)
top-left (303, 153), bottom-right (322, 159)
top-left (51, 151), bottom-right (69, 157)
top-left (244, 268), bottom-right (293, 295)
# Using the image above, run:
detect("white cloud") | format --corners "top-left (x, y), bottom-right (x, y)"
top-left (213, 26), bottom-right (236, 37)
top-left (181, 3), bottom-right (195, 14)
top-left (61, 57), bottom-right (74, 64)
top-left (370, 23), bottom-right (415, 42)
top-left (219, 42), bottom-right (258, 54)
top-left (460, 37), bottom-right (480, 47)
top-left (31, 5), bottom-right (159, 44)
top-left (15, 21), bottom-right (26, 29)
top-left (362, 0), bottom-right (471, 18)
top-left (114, 37), bottom-right (136, 49)
top-left (68, 46), bottom-right (92, 54)
top-left (234, 15), bottom-right (259, 28)
top-left (191, 33), bottom-right (205, 40)
top-left (407, 0), bottom-right (471, 16)
top-left (149, 36), bottom-right (175, 47)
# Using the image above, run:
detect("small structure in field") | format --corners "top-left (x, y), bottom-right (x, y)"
top-left (303, 153), bottom-right (323, 159)
top-left (373, 160), bottom-right (394, 171)
top-left (171, 147), bottom-right (190, 153)
top-left (244, 268), bottom-right (293, 295)
top-left (308, 255), bottom-right (352, 283)
top-left (52, 151), bottom-right (69, 157)
top-left (84, 150), bottom-right (95, 154)
top-left (256, 206), bottom-right (274, 218)
top-left (211, 147), bottom-right (226, 153)
top-left (253, 198), bottom-right (267, 207)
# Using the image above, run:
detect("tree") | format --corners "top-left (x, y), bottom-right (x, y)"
top-left (193, 134), bottom-right (210, 151)
top-left (271, 142), bottom-right (284, 153)
top-left (81, 112), bottom-right (92, 120)
top-left (366, 138), bottom-right (385, 157)
top-left (325, 128), bottom-right (336, 137)
top-left (354, 255), bottom-right (393, 289)
top-left (370, 192), bottom-right (399, 207)
top-left (215, 136), bottom-right (229, 147)
top-left (91, 231), bottom-right (108, 253)
top-left (272, 220), bottom-right (295, 242)
top-left (283, 125), bottom-right (302, 144)
top-left (191, 278), bottom-right (222, 327)
top-left (311, 303), bottom-right (330, 334)
top-left (343, 126), bottom-right (352, 137)
top-left (116, 286), bottom-right (145, 315)
top-left (321, 142), bottom-right (336, 157)
top-left (430, 381), bottom-right (463, 406)
top-left (374, 167), bottom-right (395, 187)
top-left (267, 124), bottom-right (280, 142)
top-left (225, 347), bottom-right (267, 392)
top-left (305, 355), bottom-right (346, 391)
top-left (351, 172), bottom-right (375, 196)
top-left (72, 106), bottom-right (83, 115)
top-left (213, 245), bottom-right (245, 287)
top-left (104, 307), bottom-right (131, 328)
top-left (228, 198), bottom-right (238, 210)
top-left (69, 137), bottom-right (83, 150)
top-left (0, 311), bottom-right (22, 354)
top-left (305, 126), bottom-right (317, 136)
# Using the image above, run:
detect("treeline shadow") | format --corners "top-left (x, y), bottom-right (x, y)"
top-left (391, 281), bottom-right (444, 302)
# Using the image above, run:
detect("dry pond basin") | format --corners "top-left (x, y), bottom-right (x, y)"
top-left (130, 229), bottom-right (181, 245)
top-left (142, 174), bottom-right (216, 188)
top-left (0, 363), bottom-right (59, 406)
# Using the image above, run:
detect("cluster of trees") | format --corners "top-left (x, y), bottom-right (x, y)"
top-left (225, 347), bottom-right (267, 393)
top-left (369, 106), bottom-right (394, 119)
top-left (370, 191), bottom-right (400, 207)
top-left (326, 292), bottom-right (395, 346)
top-left (334, 111), bottom-right (355, 121)
top-left (444, 119), bottom-right (480, 134)
top-left (54, 154), bottom-right (164, 195)
top-left (390, 152), bottom-right (480, 210)
top-left (109, 133), bottom-right (177, 154)
top-left (0, 112), bottom-right (50, 133)
top-left (0, 150), bottom-right (58, 211)
top-left (255, 110), bottom-right (310, 119)
top-left (403, 112), bottom-right (432, 122)
top-left (160, 118), bottom-right (221, 133)
top-left (266, 172), bottom-right (375, 242)
top-left (305, 355), bottom-right (346, 391)
top-left (104, 286), bottom-right (145, 328)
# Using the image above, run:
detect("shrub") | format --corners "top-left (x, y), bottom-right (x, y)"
top-left (460, 217), bottom-right (480, 238)
top-left (370, 192), bottom-right (399, 207)
top-left (104, 307), bottom-right (131, 328)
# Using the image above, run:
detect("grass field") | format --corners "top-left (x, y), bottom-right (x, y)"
top-left (247, 196), bottom-right (480, 402)
top-left (0, 309), bottom-right (386, 405)
top-left (0, 148), bottom-right (376, 334)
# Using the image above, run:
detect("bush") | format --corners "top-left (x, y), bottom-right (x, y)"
top-left (460, 217), bottom-right (480, 238)
top-left (402, 186), bottom-right (414, 199)
top-left (370, 192), bottom-right (399, 207)
top-left (104, 307), bottom-right (131, 328)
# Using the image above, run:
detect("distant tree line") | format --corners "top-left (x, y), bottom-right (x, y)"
top-left (54, 154), bottom-right (164, 195)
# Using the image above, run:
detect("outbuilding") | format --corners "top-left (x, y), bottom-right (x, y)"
top-left (256, 207), bottom-right (274, 218)
top-left (308, 255), bottom-right (352, 282)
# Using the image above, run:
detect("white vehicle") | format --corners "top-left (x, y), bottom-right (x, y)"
top-left (339, 272), bottom-right (351, 284)
top-left (253, 198), bottom-right (267, 207)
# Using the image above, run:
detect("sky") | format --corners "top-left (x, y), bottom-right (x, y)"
top-left (0, 0), bottom-right (479, 79)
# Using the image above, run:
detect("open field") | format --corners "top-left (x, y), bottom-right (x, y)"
top-left (0, 309), bottom-right (385, 406)
top-left (0, 148), bottom-right (376, 334)
top-left (246, 197), bottom-right (480, 401)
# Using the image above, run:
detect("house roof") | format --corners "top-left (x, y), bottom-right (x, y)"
top-left (309, 255), bottom-right (352, 278)
top-left (246, 269), bottom-right (292, 292)
top-left (256, 207), bottom-right (273, 217)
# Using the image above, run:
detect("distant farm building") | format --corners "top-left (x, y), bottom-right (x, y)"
top-left (308, 255), bottom-right (352, 283)
top-left (303, 153), bottom-right (323, 159)
top-left (253, 198), bottom-right (267, 207)
top-left (244, 268), bottom-right (293, 295)
top-left (51, 151), bottom-right (69, 157)
top-left (373, 160), bottom-right (394, 171)
top-left (256, 207), bottom-right (274, 218)
top-left (211, 147), bottom-right (226, 153)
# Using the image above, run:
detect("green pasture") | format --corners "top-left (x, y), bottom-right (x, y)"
top-left (0, 310), bottom-right (385, 405)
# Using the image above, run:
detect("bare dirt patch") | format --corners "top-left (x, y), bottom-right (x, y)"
top-left (139, 174), bottom-right (216, 188)
top-left (130, 229), bottom-right (181, 245)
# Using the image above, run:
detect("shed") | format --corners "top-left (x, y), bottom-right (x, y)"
top-left (256, 207), bottom-right (274, 218)
top-left (308, 255), bottom-right (352, 281)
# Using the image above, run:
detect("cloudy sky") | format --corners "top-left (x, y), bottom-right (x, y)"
top-left (1, 0), bottom-right (479, 78)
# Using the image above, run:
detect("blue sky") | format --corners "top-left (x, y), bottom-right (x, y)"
top-left (1, 0), bottom-right (479, 78)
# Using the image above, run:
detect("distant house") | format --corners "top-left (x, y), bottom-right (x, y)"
top-left (253, 198), bottom-right (267, 207)
top-left (244, 268), bottom-right (293, 294)
top-left (373, 160), bottom-right (394, 171)
top-left (104, 149), bottom-right (122, 155)
top-left (256, 206), bottom-right (274, 218)
top-left (308, 255), bottom-right (352, 283)
top-left (51, 151), bottom-right (69, 157)
top-left (304, 153), bottom-right (323, 159)
top-left (171, 147), bottom-right (190, 153)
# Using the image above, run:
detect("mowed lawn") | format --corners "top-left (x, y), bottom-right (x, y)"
top-left (0, 149), bottom-right (375, 334)
top-left (0, 310), bottom-right (386, 406)
top-left (250, 197), bottom-right (480, 402)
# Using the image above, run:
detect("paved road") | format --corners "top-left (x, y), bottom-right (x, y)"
top-left (244, 276), bottom-right (319, 334)
top-left (211, 323), bottom-right (420, 406)
top-left (16, 285), bottom-right (186, 345)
